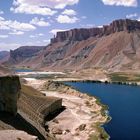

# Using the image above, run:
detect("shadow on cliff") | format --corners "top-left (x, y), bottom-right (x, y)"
top-left (45, 106), bottom-right (66, 122)
top-left (0, 111), bottom-right (45, 140)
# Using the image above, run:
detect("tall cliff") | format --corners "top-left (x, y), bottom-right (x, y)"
top-left (51, 19), bottom-right (140, 43)
top-left (0, 76), bottom-right (21, 115)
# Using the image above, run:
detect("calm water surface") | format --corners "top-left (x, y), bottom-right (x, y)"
top-left (15, 69), bottom-right (33, 72)
top-left (65, 82), bottom-right (140, 140)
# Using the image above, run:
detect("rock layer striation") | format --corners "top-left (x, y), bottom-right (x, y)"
top-left (51, 19), bottom-right (140, 43)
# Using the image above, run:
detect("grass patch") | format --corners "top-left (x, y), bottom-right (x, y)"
top-left (109, 72), bottom-right (140, 82)
top-left (96, 124), bottom-right (109, 140)
top-left (88, 134), bottom-right (98, 140)
top-left (109, 73), bottom-right (129, 82)
top-left (89, 123), bottom-right (110, 140)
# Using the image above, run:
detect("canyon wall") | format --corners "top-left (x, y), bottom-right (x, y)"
top-left (4, 19), bottom-right (140, 72)
top-left (51, 19), bottom-right (140, 43)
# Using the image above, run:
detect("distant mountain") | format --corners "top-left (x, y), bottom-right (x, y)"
top-left (0, 51), bottom-right (10, 63)
top-left (4, 46), bottom-right (45, 66)
top-left (0, 51), bottom-right (9, 59)
top-left (5, 19), bottom-right (140, 72)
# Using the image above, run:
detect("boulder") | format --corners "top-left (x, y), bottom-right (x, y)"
top-left (78, 124), bottom-right (86, 131)
top-left (51, 127), bottom-right (63, 135)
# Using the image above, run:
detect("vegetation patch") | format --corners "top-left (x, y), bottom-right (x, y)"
top-left (109, 72), bottom-right (140, 82)
top-left (89, 123), bottom-right (109, 140)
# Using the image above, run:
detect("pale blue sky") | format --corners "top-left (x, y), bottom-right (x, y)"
top-left (0, 0), bottom-right (140, 51)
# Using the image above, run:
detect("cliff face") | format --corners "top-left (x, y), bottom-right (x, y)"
top-left (0, 76), bottom-right (21, 115)
top-left (4, 19), bottom-right (140, 72)
top-left (51, 19), bottom-right (140, 43)
top-left (6, 46), bottom-right (44, 65)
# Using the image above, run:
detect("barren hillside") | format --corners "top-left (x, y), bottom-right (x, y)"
top-left (5, 19), bottom-right (140, 72)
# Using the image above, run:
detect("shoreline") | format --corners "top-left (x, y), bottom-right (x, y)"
top-left (64, 81), bottom-right (111, 140)
top-left (24, 78), bottom-right (110, 140)
top-left (16, 70), bottom-right (140, 86)
top-left (54, 78), bottom-right (140, 86)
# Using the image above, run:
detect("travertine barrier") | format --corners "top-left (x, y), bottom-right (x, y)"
top-left (0, 76), bottom-right (21, 115)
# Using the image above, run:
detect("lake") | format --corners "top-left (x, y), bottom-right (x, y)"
top-left (15, 69), bottom-right (34, 72)
top-left (65, 82), bottom-right (140, 140)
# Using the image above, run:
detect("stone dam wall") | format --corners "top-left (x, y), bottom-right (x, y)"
top-left (0, 76), bottom-right (63, 139)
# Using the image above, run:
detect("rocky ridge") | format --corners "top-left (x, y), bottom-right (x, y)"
top-left (4, 19), bottom-right (140, 72)
top-left (5, 46), bottom-right (44, 65)
top-left (51, 19), bottom-right (140, 43)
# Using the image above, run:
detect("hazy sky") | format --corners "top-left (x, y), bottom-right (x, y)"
top-left (0, 0), bottom-right (140, 51)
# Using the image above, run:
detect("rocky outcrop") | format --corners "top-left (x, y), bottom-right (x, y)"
top-left (0, 76), bottom-right (21, 115)
top-left (0, 80), bottom-right (62, 140)
top-left (51, 19), bottom-right (140, 43)
top-left (51, 28), bottom-right (101, 43)
top-left (6, 46), bottom-right (44, 65)
top-left (18, 84), bottom-right (62, 140)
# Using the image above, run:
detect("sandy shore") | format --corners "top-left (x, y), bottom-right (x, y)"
top-left (43, 91), bottom-right (106, 140)
top-left (17, 71), bottom-right (65, 76)
top-left (24, 78), bottom-right (109, 140)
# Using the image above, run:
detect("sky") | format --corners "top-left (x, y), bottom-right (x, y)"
top-left (0, 0), bottom-right (140, 51)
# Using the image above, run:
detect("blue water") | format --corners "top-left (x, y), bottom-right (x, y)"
top-left (15, 69), bottom-right (33, 72)
top-left (65, 82), bottom-right (140, 140)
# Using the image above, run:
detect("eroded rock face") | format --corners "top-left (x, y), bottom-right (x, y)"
top-left (51, 19), bottom-right (140, 43)
top-left (4, 19), bottom-right (140, 72)
top-left (8, 46), bottom-right (44, 64)
top-left (0, 76), bottom-right (21, 115)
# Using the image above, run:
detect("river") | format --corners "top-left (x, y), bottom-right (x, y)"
top-left (65, 82), bottom-right (140, 140)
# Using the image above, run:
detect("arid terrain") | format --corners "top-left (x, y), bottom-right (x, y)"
top-left (1, 18), bottom-right (140, 140)
top-left (24, 77), bottom-right (109, 140)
